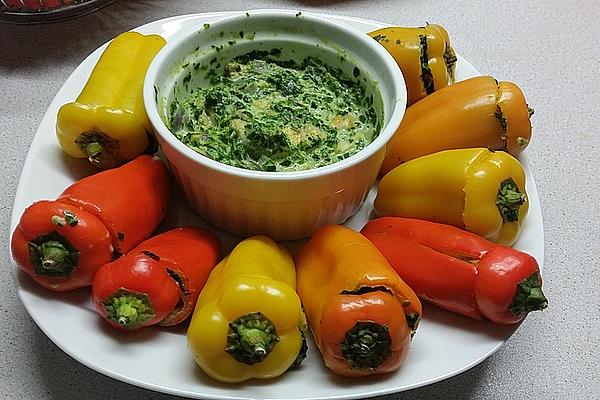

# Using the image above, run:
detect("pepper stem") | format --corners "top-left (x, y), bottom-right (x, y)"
top-left (27, 232), bottom-right (80, 277)
top-left (225, 312), bottom-right (279, 365)
top-left (101, 289), bottom-right (155, 330)
top-left (509, 271), bottom-right (548, 316)
top-left (340, 321), bottom-right (392, 371)
top-left (496, 178), bottom-right (526, 223)
top-left (86, 142), bottom-right (104, 158)
top-left (75, 130), bottom-right (120, 169)
top-left (527, 105), bottom-right (535, 117)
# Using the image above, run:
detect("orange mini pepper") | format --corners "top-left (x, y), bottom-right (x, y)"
top-left (380, 76), bottom-right (533, 175)
top-left (295, 225), bottom-right (421, 377)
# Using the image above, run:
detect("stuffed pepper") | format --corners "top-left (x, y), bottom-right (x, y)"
top-left (56, 31), bottom-right (166, 168)
top-left (379, 75), bottom-right (534, 175)
top-left (187, 235), bottom-right (307, 383)
top-left (296, 224), bottom-right (421, 377)
top-left (92, 227), bottom-right (221, 330)
top-left (375, 148), bottom-right (528, 246)
top-left (11, 155), bottom-right (171, 291)
top-left (361, 217), bottom-right (548, 324)
top-left (369, 24), bottom-right (456, 105)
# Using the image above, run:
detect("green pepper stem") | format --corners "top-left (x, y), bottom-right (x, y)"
top-left (75, 130), bottom-right (120, 169)
top-left (340, 321), bottom-right (392, 371)
top-left (27, 232), bottom-right (80, 277)
top-left (496, 178), bottom-right (526, 223)
top-left (509, 271), bottom-right (548, 316)
top-left (225, 312), bottom-right (279, 365)
top-left (86, 142), bottom-right (103, 158)
top-left (101, 289), bottom-right (155, 330)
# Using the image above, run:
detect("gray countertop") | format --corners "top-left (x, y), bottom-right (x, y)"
top-left (1, 0), bottom-right (598, 399)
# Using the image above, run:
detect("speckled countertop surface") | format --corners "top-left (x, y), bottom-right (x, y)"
top-left (1, 0), bottom-right (599, 399)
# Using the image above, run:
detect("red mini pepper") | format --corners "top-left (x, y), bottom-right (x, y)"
top-left (361, 217), bottom-right (548, 324)
top-left (11, 201), bottom-right (113, 292)
top-left (92, 227), bottom-right (221, 331)
top-left (11, 155), bottom-right (171, 292)
top-left (58, 154), bottom-right (171, 255)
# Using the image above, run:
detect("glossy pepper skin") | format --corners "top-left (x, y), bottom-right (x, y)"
top-left (56, 31), bottom-right (166, 168)
top-left (379, 76), bottom-right (534, 175)
top-left (375, 148), bottom-right (528, 246)
top-left (59, 154), bottom-right (171, 255)
top-left (10, 155), bottom-right (170, 292)
top-left (92, 227), bottom-right (221, 331)
top-left (187, 235), bottom-right (308, 383)
top-left (361, 217), bottom-right (548, 324)
top-left (369, 24), bottom-right (457, 106)
top-left (11, 201), bottom-right (113, 292)
top-left (296, 224), bottom-right (421, 377)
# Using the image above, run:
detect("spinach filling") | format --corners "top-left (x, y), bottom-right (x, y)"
top-left (168, 55), bottom-right (380, 172)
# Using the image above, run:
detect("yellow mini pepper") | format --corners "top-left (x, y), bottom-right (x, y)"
top-left (187, 235), bottom-right (307, 383)
top-left (369, 24), bottom-right (457, 105)
top-left (56, 31), bottom-right (166, 169)
top-left (379, 75), bottom-right (534, 176)
top-left (374, 148), bottom-right (529, 246)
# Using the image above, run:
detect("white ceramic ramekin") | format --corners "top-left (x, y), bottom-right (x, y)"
top-left (144, 10), bottom-right (406, 241)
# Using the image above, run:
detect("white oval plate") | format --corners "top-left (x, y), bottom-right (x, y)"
top-left (8, 11), bottom-right (544, 400)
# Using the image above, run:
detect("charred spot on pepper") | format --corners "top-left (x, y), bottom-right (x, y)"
top-left (405, 312), bottom-right (421, 338)
top-left (443, 43), bottom-right (457, 82)
top-left (111, 249), bottom-right (123, 261)
top-left (340, 321), bottom-right (392, 370)
top-left (289, 330), bottom-right (308, 370)
top-left (75, 130), bottom-right (121, 169)
top-left (50, 210), bottom-right (79, 227)
top-left (142, 250), bottom-right (160, 261)
top-left (225, 312), bottom-right (280, 365)
top-left (165, 267), bottom-right (191, 295)
top-left (418, 34), bottom-right (435, 95)
top-left (162, 268), bottom-right (189, 320)
top-left (340, 285), bottom-right (394, 296)
top-left (371, 34), bottom-right (388, 43)
top-left (117, 232), bottom-right (125, 241)
top-left (27, 231), bottom-right (80, 277)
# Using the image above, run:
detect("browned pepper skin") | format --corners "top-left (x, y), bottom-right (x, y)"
top-left (369, 24), bottom-right (457, 105)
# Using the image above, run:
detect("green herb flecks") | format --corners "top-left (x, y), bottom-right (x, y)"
top-left (168, 55), bottom-right (379, 172)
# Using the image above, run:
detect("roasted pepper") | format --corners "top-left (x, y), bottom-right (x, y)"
top-left (187, 236), bottom-right (307, 383)
top-left (58, 154), bottom-right (171, 255)
top-left (369, 24), bottom-right (457, 105)
top-left (56, 31), bottom-right (166, 168)
top-left (11, 201), bottom-right (113, 292)
top-left (10, 155), bottom-right (171, 291)
top-left (379, 75), bottom-right (534, 175)
top-left (361, 217), bottom-right (548, 324)
top-left (296, 224), bottom-right (421, 377)
top-left (92, 227), bottom-right (221, 330)
top-left (375, 148), bottom-right (528, 246)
